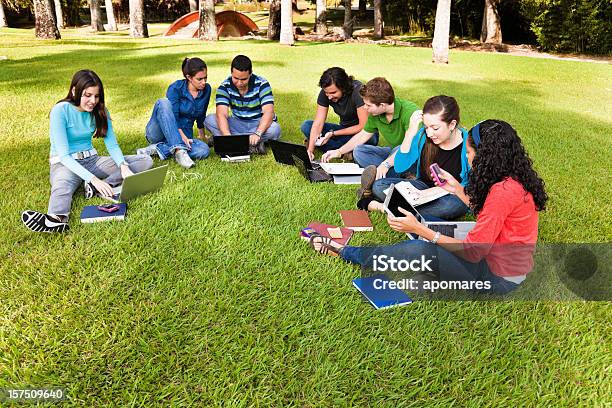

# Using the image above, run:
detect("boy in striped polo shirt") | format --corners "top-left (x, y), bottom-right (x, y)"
top-left (204, 55), bottom-right (281, 154)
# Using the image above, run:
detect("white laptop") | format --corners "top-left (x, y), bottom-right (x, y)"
top-left (106, 165), bottom-right (168, 203)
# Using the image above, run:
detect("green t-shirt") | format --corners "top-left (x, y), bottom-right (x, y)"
top-left (363, 97), bottom-right (419, 147)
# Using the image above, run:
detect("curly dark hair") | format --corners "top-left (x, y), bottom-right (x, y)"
top-left (319, 67), bottom-right (354, 96)
top-left (466, 120), bottom-right (548, 216)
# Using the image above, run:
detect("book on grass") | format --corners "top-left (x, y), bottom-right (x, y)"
top-left (339, 210), bottom-right (373, 232)
top-left (80, 203), bottom-right (127, 223)
top-left (300, 222), bottom-right (354, 246)
top-left (319, 162), bottom-right (364, 175)
top-left (332, 175), bottom-right (362, 185)
top-left (352, 274), bottom-right (413, 310)
top-left (383, 181), bottom-right (449, 207)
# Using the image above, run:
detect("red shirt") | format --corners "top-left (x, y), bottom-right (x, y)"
top-left (463, 178), bottom-right (538, 277)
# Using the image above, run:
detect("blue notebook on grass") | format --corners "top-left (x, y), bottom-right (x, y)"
top-left (352, 274), bottom-right (413, 310)
top-left (80, 203), bottom-right (127, 223)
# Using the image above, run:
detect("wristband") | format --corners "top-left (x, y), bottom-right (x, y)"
top-left (331, 130), bottom-right (335, 137)
top-left (382, 161), bottom-right (391, 169)
top-left (432, 231), bottom-right (441, 244)
top-left (254, 131), bottom-right (263, 138)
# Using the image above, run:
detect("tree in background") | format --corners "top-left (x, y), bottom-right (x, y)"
top-left (315, 0), bottom-right (327, 34)
top-left (342, 0), bottom-right (353, 39)
top-left (189, 0), bottom-right (197, 12)
top-left (280, 0), bottom-right (293, 44)
top-left (432, 0), bottom-right (451, 63)
top-left (105, 0), bottom-right (117, 31)
top-left (199, 0), bottom-right (217, 40)
top-left (52, 0), bottom-right (63, 28)
top-left (129, 0), bottom-right (147, 37)
top-left (33, 0), bottom-right (60, 38)
top-left (373, 0), bottom-right (383, 38)
top-left (268, 0), bottom-right (280, 40)
top-left (0, 0), bottom-right (7, 27)
top-left (89, 0), bottom-right (104, 31)
top-left (481, 0), bottom-right (501, 43)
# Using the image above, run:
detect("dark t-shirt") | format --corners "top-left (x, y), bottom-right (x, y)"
top-left (422, 142), bottom-right (463, 187)
top-left (316, 80), bottom-right (364, 127)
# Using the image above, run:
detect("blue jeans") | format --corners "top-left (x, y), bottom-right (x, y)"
top-left (203, 113), bottom-right (282, 142)
top-left (145, 98), bottom-right (210, 161)
top-left (352, 145), bottom-right (407, 177)
top-left (372, 178), bottom-right (469, 220)
top-left (340, 240), bottom-right (519, 294)
top-left (300, 120), bottom-right (379, 153)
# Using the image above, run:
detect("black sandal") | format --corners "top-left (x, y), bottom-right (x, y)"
top-left (309, 232), bottom-right (341, 256)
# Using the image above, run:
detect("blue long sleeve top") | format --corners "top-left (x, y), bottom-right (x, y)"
top-left (394, 127), bottom-right (471, 187)
top-left (166, 79), bottom-right (212, 138)
top-left (49, 102), bottom-right (125, 182)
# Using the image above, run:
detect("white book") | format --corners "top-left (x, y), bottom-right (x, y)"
top-left (319, 162), bottom-right (364, 175)
top-left (383, 181), bottom-right (449, 207)
top-left (333, 175), bottom-right (362, 184)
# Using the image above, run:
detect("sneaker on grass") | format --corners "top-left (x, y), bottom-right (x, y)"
top-left (21, 210), bottom-right (69, 233)
top-left (84, 181), bottom-right (97, 199)
top-left (136, 144), bottom-right (159, 157)
top-left (174, 149), bottom-right (195, 169)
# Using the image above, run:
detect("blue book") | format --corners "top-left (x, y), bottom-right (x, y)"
top-left (352, 274), bottom-right (413, 310)
top-left (80, 203), bottom-right (127, 223)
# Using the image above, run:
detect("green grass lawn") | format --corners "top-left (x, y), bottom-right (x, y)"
top-left (0, 27), bottom-right (610, 406)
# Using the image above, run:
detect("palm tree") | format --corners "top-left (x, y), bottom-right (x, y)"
top-left (189, 0), bottom-right (197, 12)
top-left (33, 0), bottom-right (61, 39)
top-left (199, 0), bottom-right (217, 40)
top-left (315, 0), bottom-right (327, 34)
top-left (267, 0), bottom-right (280, 40)
top-left (105, 0), bottom-right (117, 31)
top-left (0, 0), bottom-right (7, 28)
top-left (373, 0), bottom-right (383, 38)
top-left (89, 0), bottom-right (104, 31)
top-left (129, 0), bottom-right (148, 38)
top-left (432, 0), bottom-right (451, 63)
top-left (342, 0), bottom-right (353, 39)
top-left (53, 0), bottom-right (64, 28)
top-left (279, 0), bottom-right (294, 45)
top-left (481, 0), bottom-right (502, 44)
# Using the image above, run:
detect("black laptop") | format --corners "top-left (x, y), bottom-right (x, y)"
top-left (291, 154), bottom-right (332, 183)
top-left (213, 134), bottom-right (250, 158)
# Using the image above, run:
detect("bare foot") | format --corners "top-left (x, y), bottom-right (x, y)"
top-left (310, 234), bottom-right (344, 257)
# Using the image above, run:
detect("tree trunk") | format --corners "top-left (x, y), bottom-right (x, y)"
top-left (480, 0), bottom-right (502, 44)
top-left (358, 0), bottom-right (366, 13)
top-left (373, 0), bottom-right (383, 38)
top-left (315, 0), bottom-right (327, 34)
top-left (189, 0), bottom-right (198, 13)
top-left (432, 0), bottom-right (451, 64)
top-left (104, 0), bottom-right (117, 31)
top-left (279, 0), bottom-right (294, 45)
top-left (33, 0), bottom-right (61, 39)
top-left (342, 0), bottom-right (353, 39)
top-left (89, 0), bottom-right (104, 31)
top-left (129, 0), bottom-right (148, 38)
top-left (53, 0), bottom-right (64, 28)
top-left (199, 0), bottom-right (217, 40)
top-left (0, 0), bottom-right (8, 28)
top-left (267, 0), bottom-right (281, 40)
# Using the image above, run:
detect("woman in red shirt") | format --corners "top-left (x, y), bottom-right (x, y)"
top-left (310, 120), bottom-right (548, 294)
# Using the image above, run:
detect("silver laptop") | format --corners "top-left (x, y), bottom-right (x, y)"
top-left (383, 183), bottom-right (475, 240)
top-left (108, 165), bottom-right (168, 202)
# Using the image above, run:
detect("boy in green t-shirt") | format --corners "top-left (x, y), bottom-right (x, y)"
top-left (321, 77), bottom-right (419, 179)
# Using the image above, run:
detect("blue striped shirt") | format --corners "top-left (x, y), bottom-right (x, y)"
top-left (215, 74), bottom-right (274, 120)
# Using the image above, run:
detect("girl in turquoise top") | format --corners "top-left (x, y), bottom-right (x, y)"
top-left (21, 70), bottom-right (153, 233)
top-left (359, 95), bottom-right (471, 220)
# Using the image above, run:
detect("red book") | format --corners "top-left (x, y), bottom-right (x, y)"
top-left (301, 222), bottom-right (354, 246)
top-left (339, 210), bottom-right (373, 232)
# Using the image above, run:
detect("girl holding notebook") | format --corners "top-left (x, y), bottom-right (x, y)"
top-left (21, 70), bottom-right (153, 233)
top-left (310, 120), bottom-right (548, 294)
top-left (357, 95), bottom-right (472, 220)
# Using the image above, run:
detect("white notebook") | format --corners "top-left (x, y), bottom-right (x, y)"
top-left (319, 162), bottom-right (364, 175)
